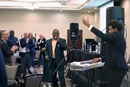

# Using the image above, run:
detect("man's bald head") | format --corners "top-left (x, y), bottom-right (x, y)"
top-left (52, 29), bottom-right (60, 35)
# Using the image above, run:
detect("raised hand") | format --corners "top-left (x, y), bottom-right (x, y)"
top-left (81, 16), bottom-right (90, 27)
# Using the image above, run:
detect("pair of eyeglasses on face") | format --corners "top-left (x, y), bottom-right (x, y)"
top-left (52, 33), bottom-right (59, 35)
top-left (109, 29), bottom-right (113, 31)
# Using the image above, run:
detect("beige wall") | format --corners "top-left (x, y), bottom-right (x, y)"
top-left (0, 10), bottom-right (96, 42)
top-left (122, 0), bottom-right (130, 60)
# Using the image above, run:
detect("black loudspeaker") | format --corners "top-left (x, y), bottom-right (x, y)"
top-left (106, 6), bottom-right (124, 35)
top-left (70, 23), bottom-right (79, 40)
top-left (114, 0), bottom-right (123, 6)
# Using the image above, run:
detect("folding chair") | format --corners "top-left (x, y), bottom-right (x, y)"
top-left (24, 74), bottom-right (43, 87)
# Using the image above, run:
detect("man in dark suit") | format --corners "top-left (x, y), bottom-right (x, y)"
top-left (36, 34), bottom-right (46, 66)
top-left (28, 32), bottom-right (36, 67)
top-left (0, 30), bottom-right (18, 65)
top-left (45, 29), bottom-right (68, 87)
top-left (0, 48), bottom-right (8, 87)
top-left (19, 32), bottom-right (32, 78)
top-left (82, 17), bottom-right (128, 87)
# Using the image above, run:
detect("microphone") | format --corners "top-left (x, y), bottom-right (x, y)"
top-left (77, 34), bottom-right (80, 38)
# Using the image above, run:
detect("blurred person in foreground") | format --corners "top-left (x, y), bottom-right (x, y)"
top-left (0, 48), bottom-right (8, 87)
top-left (45, 29), bottom-right (68, 87)
top-left (81, 17), bottom-right (128, 87)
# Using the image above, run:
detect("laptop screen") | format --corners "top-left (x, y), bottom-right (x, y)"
top-left (29, 66), bottom-right (37, 74)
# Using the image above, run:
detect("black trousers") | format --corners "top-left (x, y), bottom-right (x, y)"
top-left (50, 59), bottom-right (66, 87)
top-left (107, 68), bottom-right (127, 87)
top-left (20, 53), bottom-right (32, 77)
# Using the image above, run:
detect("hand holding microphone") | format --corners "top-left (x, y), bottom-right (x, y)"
top-left (54, 35), bottom-right (59, 41)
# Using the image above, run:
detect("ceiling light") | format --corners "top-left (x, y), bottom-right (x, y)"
top-left (22, 3), bottom-right (40, 10)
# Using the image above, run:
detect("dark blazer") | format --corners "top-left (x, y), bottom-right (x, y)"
top-left (20, 38), bottom-right (34, 49)
top-left (37, 38), bottom-right (46, 50)
top-left (20, 38), bottom-right (27, 48)
top-left (28, 38), bottom-right (35, 57)
top-left (91, 27), bottom-right (128, 69)
top-left (0, 39), bottom-right (14, 64)
top-left (0, 48), bottom-right (8, 87)
top-left (45, 38), bottom-right (67, 67)
top-left (6, 36), bottom-right (19, 49)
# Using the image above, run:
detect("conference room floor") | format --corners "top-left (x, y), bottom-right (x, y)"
top-left (35, 67), bottom-right (71, 87)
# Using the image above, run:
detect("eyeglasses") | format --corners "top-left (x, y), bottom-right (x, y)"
top-left (109, 29), bottom-right (113, 31)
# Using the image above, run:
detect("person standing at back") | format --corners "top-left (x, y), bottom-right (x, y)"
top-left (82, 17), bottom-right (128, 87)
top-left (45, 29), bottom-right (68, 87)
top-left (28, 33), bottom-right (36, 67)
top-left (19, 32), bottom-right (32, 78)
top-left (6, 30), bottom-right (19, 49)
top-left (6, 30), bottom-right (19, 63)
top-left (0, 30), bottom-right (18, 65)
top-left (37, 34), bottom-right (46, 67)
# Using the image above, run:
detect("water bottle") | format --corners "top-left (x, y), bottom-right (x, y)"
top-left (95, 45), bottom-right (98, 53)
top-left (98, 43), bottom-right (101, 54)
top-left (89, 45), bottom-right (92, 52)
top-left (83, 41), bottom-right (86, 51)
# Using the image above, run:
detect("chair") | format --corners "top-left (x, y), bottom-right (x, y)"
top-left (5, 64), bottom-right (20, 87)
top-left (34, 50), bottom-right (41, 66)
top-left (5, 64), bottom-right (20, 79)
top-left (24, 74), bottom-right (43, 87)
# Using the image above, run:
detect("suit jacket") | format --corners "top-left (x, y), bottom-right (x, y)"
top-left (0, 48), bottom-right (8, 87)
top-left (45, 38), bottom-right (67, 67)
top-left (6, 36), bottom-right (19, 49)
top-left (91, 27), bottom-right (128, 69)
top-left (28, 38), bottom-right (35, 56)
top-left (0, 39), bottom-right (14, 63)
top-left (20, 38), bottom-right (34, 51)
top-left (37, 38), bottom-right (46, 50)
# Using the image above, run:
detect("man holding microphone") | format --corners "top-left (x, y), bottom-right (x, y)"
top-left (45, 29), bottom-right (68, 87)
